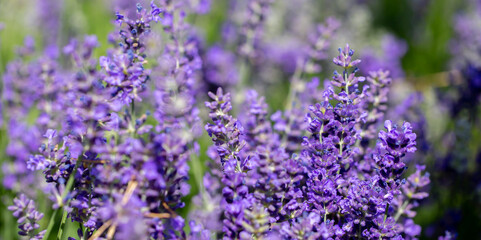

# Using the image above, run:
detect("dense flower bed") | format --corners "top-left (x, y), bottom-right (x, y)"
top-left (1, 0), bottom-right (481, 239)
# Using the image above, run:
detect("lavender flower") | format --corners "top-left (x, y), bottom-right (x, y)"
top-left (206, 88), bottom-right (256, 239)
top-left (288, 44), bottom-right (423, 239)
top-left (239, 203), bottom-right (269, 239)
top-left (241, 90), bottom-right (276, 149)
top-left (36, 0), bottom-right (63, 45)
top-left (190, 0), bottom-right (212, 14)
top-left (359, 70), bottom-right (392, 141)
top-left (305, 17), bottom-right (340, 73)
top-left (188, 221), bottom-right (212, 240)
top-left (100, 3), bottom-right (161, 107)
top-left (278, 18), bottom-right (340, 153)
top-left (111, 0), bottom-right (150, 18)
top-left (1, 37), bottom-right (63, 193)
top-left (360, 34), bottom-right (407, 78)
top-left (8, 194), bottom-right (46, 239)
top-left (189, 172), bottom-right (223, 233)
top-left (203, 45), bottom-right (239, 87)
top-left (239, 0), bottom-right (274, 60)
top-left (439, 231), bottom-right (457, 240)
top-left (89, 3), bottom-right (202, 238)
top-left (205, 88), bottom-right (246, 166)
top-left (376, 121), bottom-right (417, 183)
top-left (0, 1), bottom-right (441, 238)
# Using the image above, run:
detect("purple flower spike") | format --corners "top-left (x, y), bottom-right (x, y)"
top-left (100, 2), bottom-right (161, 106)
top-left (333, 44), bottom-right (361, 68)
top-left (205, 88), bottom-right (246, 166)
top-left (239, 0), bottom-right (274, 59)
top-left (8, 194), bottom-right (46, 239)
top-left (379, 120), bottom-right (417, 158)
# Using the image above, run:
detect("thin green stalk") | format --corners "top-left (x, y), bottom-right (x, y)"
top-left (130, 101), bottom-right (136, 138)
top-left (284, 59), bottom-right (306, 110)
top-left (344, 71), bottom-right (350, 95)
top-left (57, 209), bottom-right (69, 239)
top-left (43, 208), bottom-right (60, 240)
top-left (239, 27), bottom-right (255, 87)
top-left (189, 142), bottom-right (204, 194)
top-left (319, 124), bottom-right (324, 144)
top-left (280, 59), bottom-right (306, 147)
top-left (383, 203), bottom-right (389, 223)
top-left (323, 203), bottom-right (327, 222)
top-left (236, 57), bottom-right (251, 107)
top-left (80, 221), bottom-right (87, 240)
top-left (339, 141), bottom-right (343, 156)
top-left (394, 200), bottom-right (410, 222)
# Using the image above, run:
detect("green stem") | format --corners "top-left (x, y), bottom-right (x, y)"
top-left (79, 221), bottom-right (86, 240)
top-left (280, 60), bottom-right (306, 147)
top-left (130, 101), bottom-right (136, 138)
top-left (394, 200), bottom-right (410, 222)
top-left (239, 57), bottom-right (250, 88)
top-left (192, 153), bottom-right (203, 189)
top-left (383, 203), bottom-right (389, 223)
top-left (323, 203), bottom-right (327, 222)
top-left (339, 141), bottom-right (343, 156)
top-left (43, 208), bottom-right (60, 240)
top-left (344, 68), bottom-right (350, 95)
top-left (337, 134), bottom-right (344, 174)
top-left (319, 124), bottom-right (324, 144)
top-left (56, 209), bottom-right (69, 240)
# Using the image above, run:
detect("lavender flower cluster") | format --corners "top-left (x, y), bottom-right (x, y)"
top-left (200, 44), bottom-right (430, 239)
top-left (0, 1), bottom-right (444, 240)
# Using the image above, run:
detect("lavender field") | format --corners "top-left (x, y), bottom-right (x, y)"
top-left (0, 0), bottom-right (480, 239)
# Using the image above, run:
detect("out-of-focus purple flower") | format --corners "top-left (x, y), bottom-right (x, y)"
top-left (36, 0), bottom-right (62, 45)
top-left (403, 165), bottom-right (430, 200)
top-left (203, 45), bottom-right (239, 87)
top-left (403, 219), bottom-right (422, 237)
top-left (275, 18), bottom-right (339, 154)
top-left (360, 34), bottom-right (407, 78)
top-left (190, 0), bottom-right (211, 14)
top-left (189, 173), bottom-right (223, 233)
top-left (305, 17), bottom-right (340, 73)
top-left (239, 0), bottom-right (274, 60)
top-left (438, 231), bottom-right (457, 240)
top-left (264, 39), bottom-right (304, 74)
top-left (8, 194), bottom-right (46, 239)
top-left (451, 5), bottom-right (481, 69)
top-left (360, 70), bottom-right (392, 144)
top-left (1, 36), bottom-right (65, 193)
top-left (187, 221), bottom-right (212, 240)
